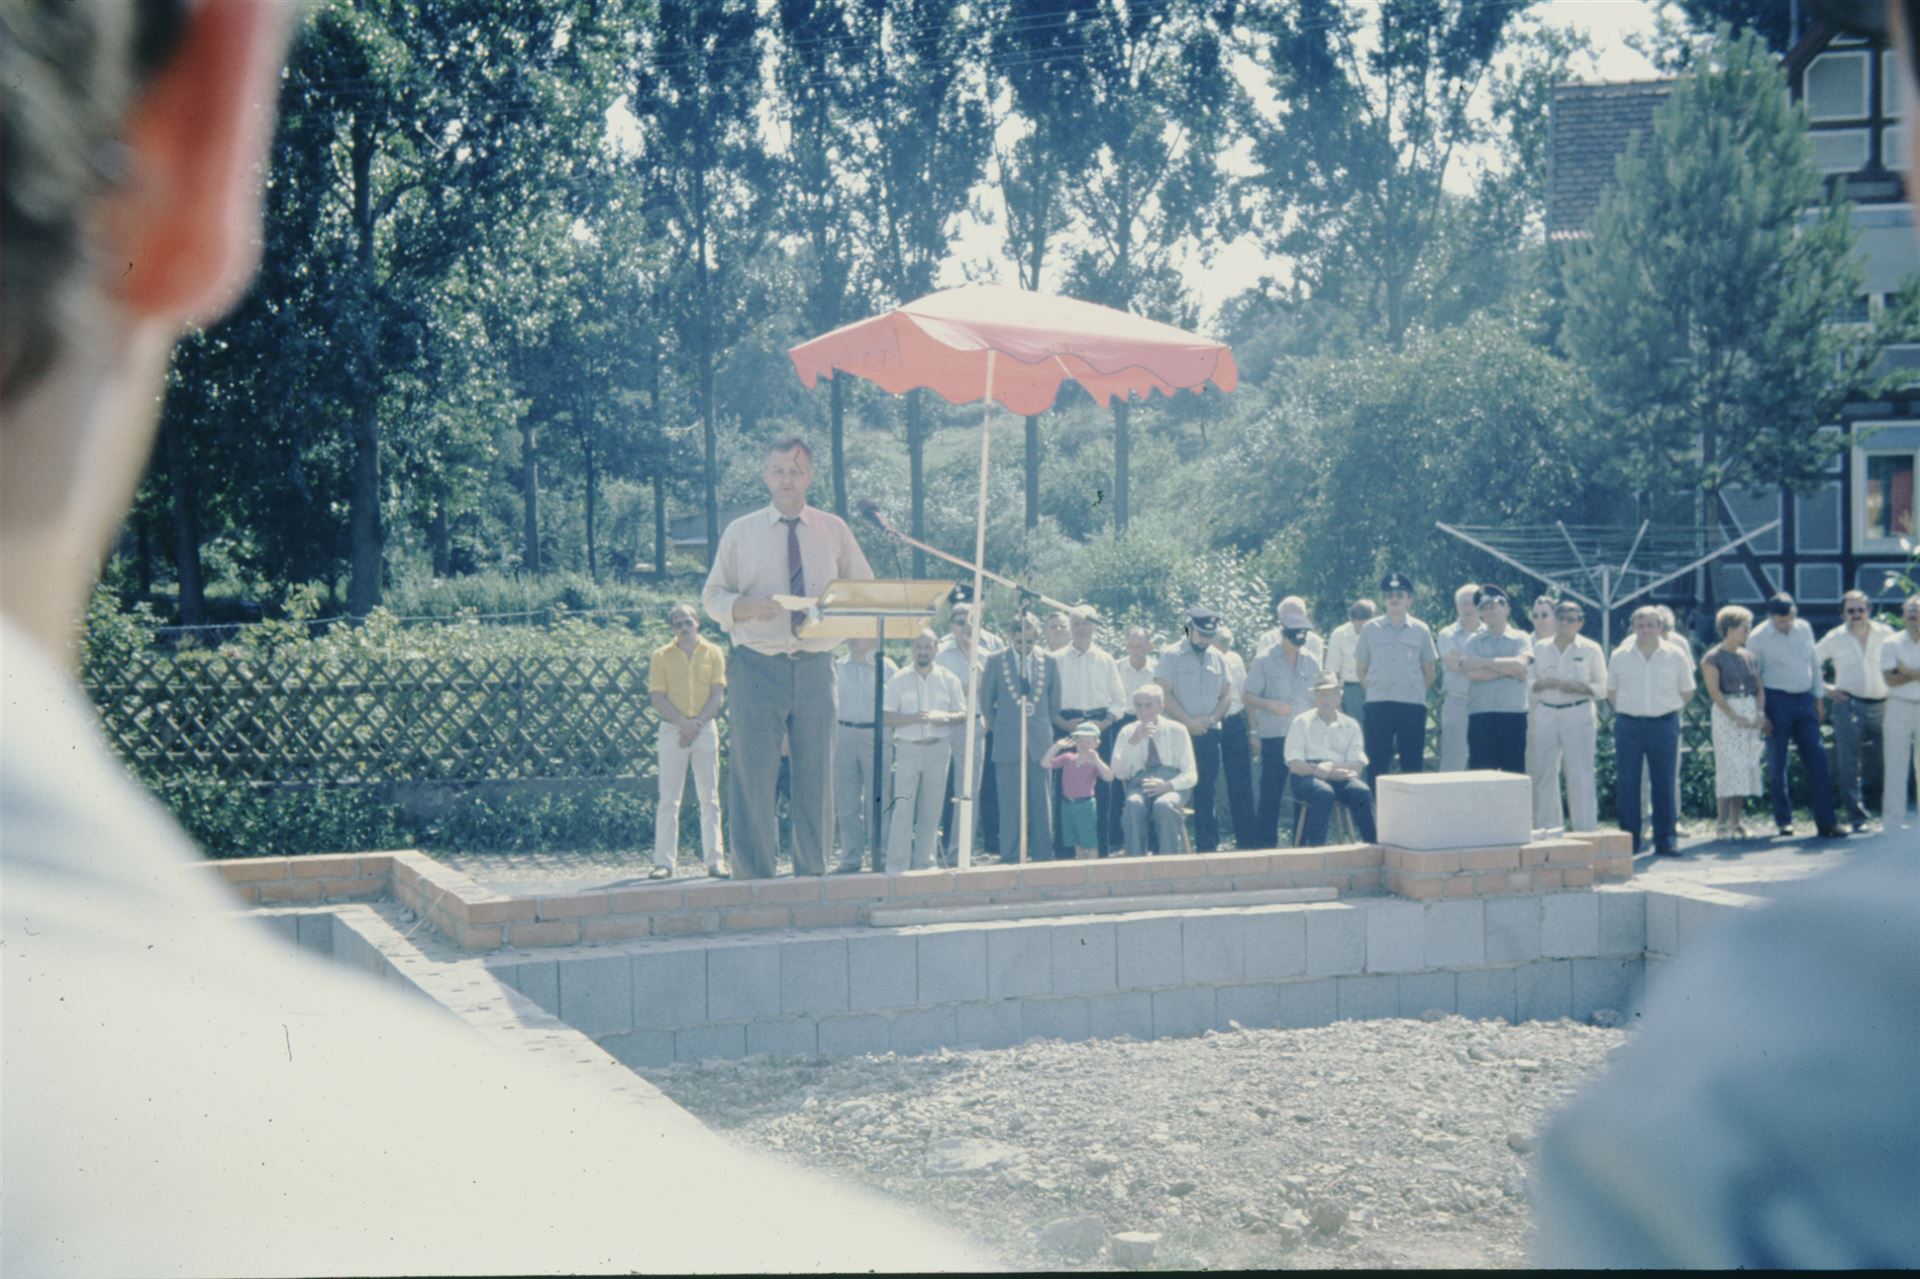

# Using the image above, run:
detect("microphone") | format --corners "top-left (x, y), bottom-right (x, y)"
top-left (858, 499), bottom-right (896, 536)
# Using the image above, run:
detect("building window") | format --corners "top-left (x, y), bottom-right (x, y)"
top-left (1833, 293), bottom-right (1872, 324)
top-left (1812, 129), bottom-right (1871, 173)
top-left (1807, 51), bottom-right (1870, 121)
top-left (1886, 125), bottom-right (1909, 171)
top-left (1885, 51), bottom-right (1904, 120)
top-left (1862, 451), bottom-right (1916, 545)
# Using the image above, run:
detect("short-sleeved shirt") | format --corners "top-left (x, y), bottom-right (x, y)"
top-left (1532, 635), bottom-right (1607, 707)
top-left (1463, 628), bottom-right (1532, 715)
top-left (833, 654), bottom-right (897, 726)
top-left (1816, 622), bottom-right (1895, 699)
top-left (1747, 618), bottom-right (1822, 698)
top-left (884, 664), bottom-right (967, 742)
top-left (1704, 647), bottom-right (1760, 699)
top-left (1355, 615), bottom-right (1438, 706)
top-left (1609, 642), bottom-right (1696, 717)
top-left (1283, 712), bottom-right (1369, 767)
top-left (1153, 642), bottom-right (1229, 720)
top-left (1882, 630), bottom-right (1920, 704)
top-left (1242, 646), bottom-right (1321, 740)
top-left (648, 637), bottom-right (726, 719)
top-left (1436, 620), bottom-right (1482, 698)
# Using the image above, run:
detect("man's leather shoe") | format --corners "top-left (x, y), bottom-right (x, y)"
top-left (1653, 846), bottom-right (1680, 857)
top-left (1816, 825), bottom-right (1845, 839)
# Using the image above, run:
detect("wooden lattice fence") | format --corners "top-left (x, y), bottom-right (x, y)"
top-left (85, 651), bottom-right (665, 786)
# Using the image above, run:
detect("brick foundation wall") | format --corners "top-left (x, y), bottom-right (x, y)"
top-left (1384, 832), bottom-right (1633, 900)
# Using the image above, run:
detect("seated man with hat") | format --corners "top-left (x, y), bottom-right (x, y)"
top-left (1110, 685), bottom-right (1200, 855)
top-left (1285, 673), bottom-right (1378, 846)
top-left (1153, 606), bottom-right (1233, 850)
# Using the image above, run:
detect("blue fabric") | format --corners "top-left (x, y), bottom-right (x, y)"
top-left (1765, 689), bottom-right (1837, 830)
top-left (1615, 711), bottom-right (1680, 853)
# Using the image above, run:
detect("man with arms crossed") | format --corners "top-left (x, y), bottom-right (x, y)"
top-left (1529, 600), bottom-right (1606, 833)
top-left (703, 437), bottom-right (874, 877)
top-left (1435, 582), bottom-right (1482, 771)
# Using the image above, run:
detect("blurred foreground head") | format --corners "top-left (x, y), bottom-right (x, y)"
top-left (0, 0), bottom-right (289, 661)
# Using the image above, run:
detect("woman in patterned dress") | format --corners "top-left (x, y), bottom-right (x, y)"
top-left (1701, 605), bottom-right (1767, 838)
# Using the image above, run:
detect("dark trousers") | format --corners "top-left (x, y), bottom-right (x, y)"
top-left (726, 649), bottom-right (834, 879)
top-left (1765, 689), bottom-right (1837, 830)
top-left (1255, 736), bottom-right (1295, 847)
top-left (1467, 711), bottom-right (1529, 774)
top-left (1363, 701), bottom-right (1426, 785)
top-left (1290, 773), bottom-right (1377, 846)
top-left (1615, 711), bottom-right (1679, 854)
top-left (1220, 712), bottom-right (1258, 848)
top-left (995, 759), bottom-right (1053, 862)
top-left (1188, 726), bottom-right (1224, 851)
top-left (1830, 695), bottom-right (1885, 823)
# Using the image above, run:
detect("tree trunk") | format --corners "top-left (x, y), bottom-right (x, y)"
top-left (161, 415), bottom-right (205, 628)
top-left (584, 436), bottom-right (598, 583)
top-left (1024, 414), bottom-right (1041, 531)
top-left (520, 418), bottom-right (541, 575)
top-left (653, 470), bottom-right (669, 582)
top-left (1112, 398), bottom-right (1131, 532)
top-left (344, 117), bottom-right (383, 618)
top-left (429, 503), bottom-right (450, 578)
top-left (701, 358), bottom-right (719, 568)
top-left (907, 390), bottom-right (926, 578)
top-left (830, 375), bottom-right (848, 517)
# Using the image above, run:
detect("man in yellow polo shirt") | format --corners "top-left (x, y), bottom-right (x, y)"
top-left (647, 604), bottom-right (728, 878)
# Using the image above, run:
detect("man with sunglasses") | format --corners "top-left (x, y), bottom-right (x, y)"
top-left (1816, 589), bottom-right (1894, 831)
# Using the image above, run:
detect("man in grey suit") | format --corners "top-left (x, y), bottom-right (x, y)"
top-left (981, 613), bottom-right (1062, 862)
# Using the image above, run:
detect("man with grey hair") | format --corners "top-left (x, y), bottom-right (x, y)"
top-left (1110, 684), bottom-right (1199, 855)
top-left (1435, 582), bottom-right (1482, 771)
top-left (1607, 605), bottom-right (1695, 856)
top-left (937, 601), bottom-right (998, 862)
top-left (1110, 625), bottom-right (1159, 848)
top-left (1817, 588), bottom-right (1894, 830)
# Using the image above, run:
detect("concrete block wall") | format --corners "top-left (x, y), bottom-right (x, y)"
top-left (487, 891), bottom-right (1652, 1068)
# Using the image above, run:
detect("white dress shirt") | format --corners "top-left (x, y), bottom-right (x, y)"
top-left (1816, 622), bottom-right (1895, 699)
top-left (1054, 642), bottom-right (1126, 718)
top-left (701, 504), bottom-right (872, 655)
top-left (1881, 630), bottom-right (1920, 704)
top-left (885, 664), bottom-right (968, 743)
top-left (1109, 718), bottom-right (1199, 791)
top-left (1324, 621), bottom-right (1364, 684)
top-left (1118, 656), bottom-right (1158, 703)
top-left (1531, 635), bottom-right (1608, 707)
top-left (1608, 641), bottom-right (1697, 717)
top-left (1283, 711), bottom-right (1369, 767)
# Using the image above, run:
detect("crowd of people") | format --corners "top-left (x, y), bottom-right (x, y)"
top-left (655, 439), bottom-right (1920, 881)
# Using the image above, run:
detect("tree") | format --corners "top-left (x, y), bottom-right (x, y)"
top-left (1056, 0), bottom-right (1235, 531)
top-left (626, 0), bottom-right (776, 561)
top-left (1238, 0), bottom-right (1528, 353)
top-left (846, 0), bottom-right (991, 574)
top-left (988, 0), bottom-right (1100, 530)
top-left (1561, 29), bottom-right (1884, 561)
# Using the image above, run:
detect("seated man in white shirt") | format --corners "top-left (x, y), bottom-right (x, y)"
top-left (1109, 685), bottom-right (1199, 856)
top-left (1284, 673), bottom-right (1377, 845)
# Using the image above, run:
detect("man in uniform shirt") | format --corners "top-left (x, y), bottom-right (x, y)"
top-left (1111, 625), bottom-right (1160, 847)
top-left (647, 604), bottom-right (728, 879)
top-left (1817, 589), bottom-right (1894, 831)
top-left (703, 437), bottom-right (874, 878)
top-left (1051, 605), bottom-right (1126, 857)
top-left (1258, 595), bottom-right (1327, 662)
top-left (1325, 599), bottom-right (1377, 721)
top-left (831, 638), bottom-right (898, 874)
top-left (1110, 685), bottom-right (1200, 856)
top-left (1530, 601), bottom-right (1607, 833)
top-left (981, 614), bottom-right (1062, 861)
top-left (1460, 584), bottom-right (1533, 774)
top-left (1607, 606), bottom-right (1696, 856)
top-left (883, 630), bottom-right (968, 873)
top-left (1155, 607), bottom-right (1234, 851)
top-left (1244, 604), bottom-right (1322, 846)
top-left (1435, 583), bottom-right (1483, 772)
top-left (1355, 571), bottom-right (1440, 785)
top-left (1881, 593), bottom-right (1920, 829)
top-left (1213, 624), bottom-right (1259, 849)
top-left (1285, 673), bottom-right (1377, 845)
top-left (1748, 592), bottom-right (1842, 838)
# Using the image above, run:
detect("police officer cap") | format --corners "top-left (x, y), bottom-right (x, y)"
top-left (1186, 606), bottom-right (1221, 634)
top-left (1380, 571), bottom-right (1414, 594)
top-left (1473, 583), bottom-right (1510, 606)
top-left (949, 583), bottom-right (976, 605)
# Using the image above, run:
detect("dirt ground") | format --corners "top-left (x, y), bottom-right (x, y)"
top-left (645, 1013), bottom-right (1626, 1271)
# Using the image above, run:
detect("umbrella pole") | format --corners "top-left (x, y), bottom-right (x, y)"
top-left (956, 351), bottom-right (997, 871)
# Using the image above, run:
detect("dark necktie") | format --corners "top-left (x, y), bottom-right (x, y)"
top-left (781, 516), bottom-right (803, 635)
top-left (1146, 734), bottom-right (1162, 769)
top-left (1019, 654), bottom-right (1032, 698)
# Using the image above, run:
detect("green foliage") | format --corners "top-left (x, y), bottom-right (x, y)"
top-left (1562, 29), bottom-right (1878, 503)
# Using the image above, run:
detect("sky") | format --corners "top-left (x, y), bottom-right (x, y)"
top-left (940, 0), bottom-right (1669, 324)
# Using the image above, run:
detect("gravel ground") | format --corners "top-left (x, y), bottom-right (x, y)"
top-left (645, 1014), bottom-right (1627, 1271)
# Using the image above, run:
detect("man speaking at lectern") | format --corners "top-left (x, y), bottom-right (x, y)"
top-left (703, 437), bottom-right (872, 879)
